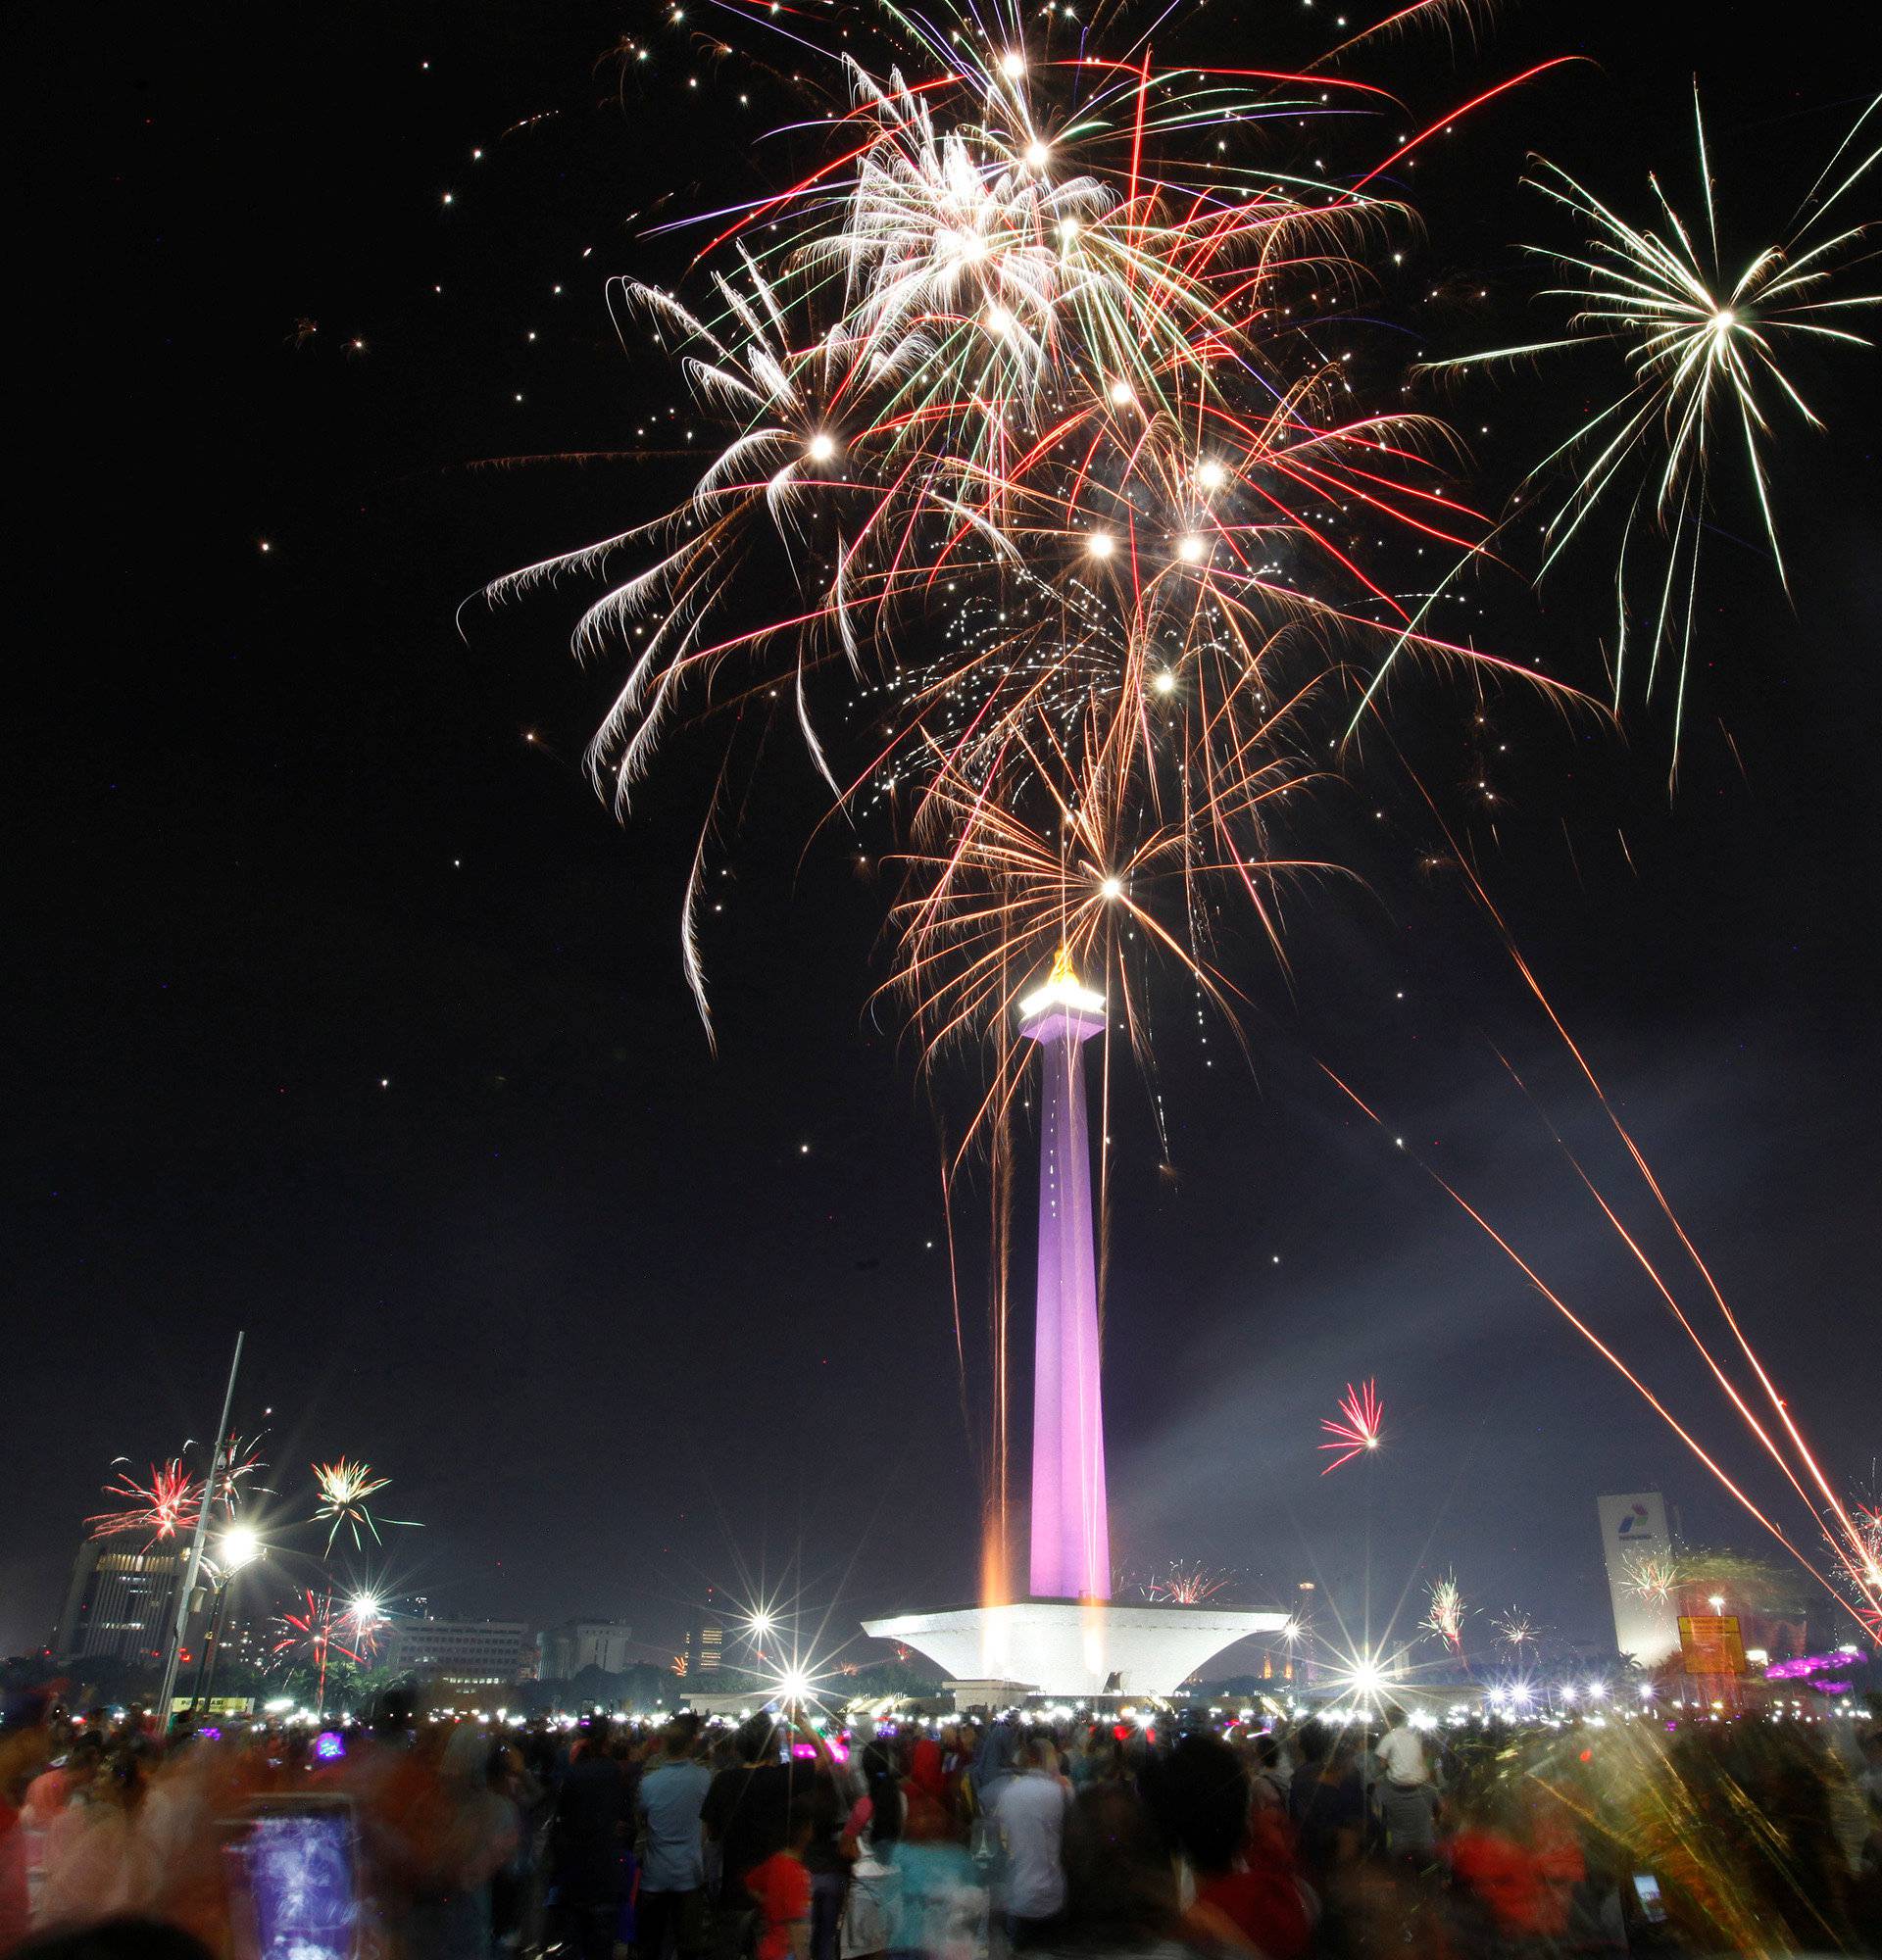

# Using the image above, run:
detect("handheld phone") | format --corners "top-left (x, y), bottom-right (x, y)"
top-left (225, 1794), bottom-right (362, 1960)
top-left (1631, 1873), bottom-right (1667, 1923)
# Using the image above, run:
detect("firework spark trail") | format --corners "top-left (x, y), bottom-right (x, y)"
top-left (1317, 1061), bottom-right (1876, 1634)
top-left (1489, 1048), bottom-right (1882, 1629)
top-left (1319, 1378), bottom-right (1384, 1473)
top-left (1316, 762), bottom-right (1882, 1635)
top-left (1420, 88), bottom-right (1881, 762)
top-left (1427, 810), bottom-right (1882, 1636)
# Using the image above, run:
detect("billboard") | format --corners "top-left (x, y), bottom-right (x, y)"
top-left (1597, 1492), bottom-right (1681, 1665)
top-left (1676, 1615), bottom-right (1746, 1677)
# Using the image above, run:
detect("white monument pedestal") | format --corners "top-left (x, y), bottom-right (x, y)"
top-left (863, 1599), bottom-right (1289, 1700)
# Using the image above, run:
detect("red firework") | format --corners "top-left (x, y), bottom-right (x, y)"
top-left (1319, 1380), bottom-right (1385, 1474)
top-left (272, 1589), bottom-right (374, 1715)
top-left (272, 1590), bottom-right (368, 1669)
top-left (88, 1458), bottom-right (203, 1546)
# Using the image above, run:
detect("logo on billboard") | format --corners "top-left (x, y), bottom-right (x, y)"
top-left (1616, 1502), bottom-right (1654, 1541)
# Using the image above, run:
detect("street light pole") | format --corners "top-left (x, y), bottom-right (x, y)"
top-left (188, 1579), bottom-right (229, 1712)
top-left (156, 1330), bottom-right (244, 1725)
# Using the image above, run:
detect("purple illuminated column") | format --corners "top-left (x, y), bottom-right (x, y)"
top-left (1019, 957), bottom-right (1110, 1601)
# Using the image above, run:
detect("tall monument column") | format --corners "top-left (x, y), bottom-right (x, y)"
top-left (864, 948), bottom-right (1290, 1693)
top-left (1019, 950), bottom-right (1110, 1601)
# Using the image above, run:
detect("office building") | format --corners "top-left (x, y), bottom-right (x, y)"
top-left (683, 1607), bottom-right (724, 1678)
top-left (381, 1616), bottom-right (533, 1690)
top-left (50, 1538), bottom-right (190, 1668)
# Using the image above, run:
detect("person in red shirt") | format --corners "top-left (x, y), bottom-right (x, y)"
top-left (1151, 1734), bottom-right (1313, 1960)
top-left (1446, 1788), bottom-right (1585, 1941)
top-left (745, 1795), bottom-right (816, 1960)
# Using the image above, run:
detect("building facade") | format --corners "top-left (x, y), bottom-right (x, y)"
top-left (682, 1608), bottom-right (724, 1679)
top-left (538, 1618), bottom-right (636, 1679)
top-left (1596, 1491), bottom-right (1682, 1665)
top-left (381, 1617), bottom-right (533, 1690)
top-left (51, 1539), bottom-right (190, 1668)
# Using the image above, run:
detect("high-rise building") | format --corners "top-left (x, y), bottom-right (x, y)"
top-left (50, 1538), bottom-right (190, 1668)
top-left (682, 1607), bottom-right (724, 1678)
top-left (538, 1618), bottom-right (636, 1678)
top-left (381, 1617), bottom-right (533, 1690)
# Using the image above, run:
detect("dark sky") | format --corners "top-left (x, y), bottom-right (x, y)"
top-left (9, 1), bottom-right (1877, 1671)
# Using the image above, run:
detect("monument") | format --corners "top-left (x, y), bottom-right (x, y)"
top-left (866, 952), bottom-right (1286, 1698)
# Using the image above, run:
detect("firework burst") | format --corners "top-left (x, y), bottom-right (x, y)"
top-left (1844, 1500), bottom-right (1882, 1640)
top-left (1318, 1379), bottom-right (1385, 1473)
top-left (486, 1), bottom-right (1873, 1630)
top-left (338, 1591), bottom-right (387, 1652)
top-left (488, 2), bottom-right (1581, 1070)
top-left (272, 1587), bottom-right (375, 1714)
top-left (1424, 89), bottom-right (1881, 760)
top-left (1494, 1608), bottom-right (1537, 1650)
top-left (272, 1590), bottom-right (368, 1670)
top-left (1422, 1571), bottom-right (1469, 1649)
top-left (1847, 1497), bottom-right (1882, 1593)
top-left (1143, 1561), bottom-right (1233, 1604)
top-left (204, 1431), bottom-right (267, 1514)
top-left (1619, 1548), bottom-right (1682, 1609)
top-left (311, 1458), bottom-right (414, 1552)
top-left (88, 1458), bottom-right (201, 1547)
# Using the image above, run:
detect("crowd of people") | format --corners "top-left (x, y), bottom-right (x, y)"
top-left (3, 1687), bottom-right (1880, 1958)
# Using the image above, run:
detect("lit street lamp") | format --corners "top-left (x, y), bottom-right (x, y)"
top-left (188, 1525), bottom-right (265, 1712)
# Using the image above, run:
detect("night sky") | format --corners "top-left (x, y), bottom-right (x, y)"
top-left (9, 1), bottom-right (1877, 1670)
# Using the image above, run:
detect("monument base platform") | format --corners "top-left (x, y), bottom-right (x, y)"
top-left (863, 1599), bottom-right (1289, 1700)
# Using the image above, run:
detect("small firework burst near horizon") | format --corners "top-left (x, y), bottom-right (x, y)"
top-left (272, 1589), bottom-right (372, 1714)
top-left (1143, 1561), bottom-right (1234, 1605)
top-left (1319, 1380), bottom-right (1385, 1475)
top-left (1495, 1608), bottom-right (1536, 1649)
